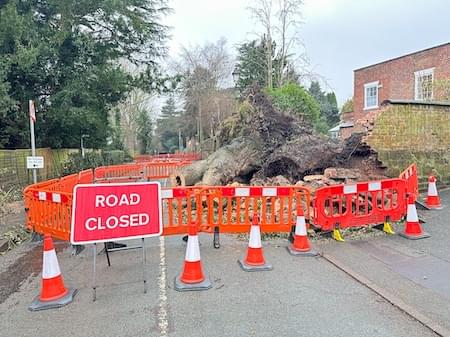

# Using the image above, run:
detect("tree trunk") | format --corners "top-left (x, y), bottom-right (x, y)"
top-left (170, 160), bottom-right (208, 186)
top-left (201, 137), bottom-right (264, 186)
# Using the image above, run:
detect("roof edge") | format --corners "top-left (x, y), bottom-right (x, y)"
top-left (354, 42), bottom-right (450, 72)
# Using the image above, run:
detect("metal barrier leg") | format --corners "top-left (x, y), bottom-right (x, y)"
top-left (31, 232), bottom-right (43, 242)
top-left (288, 225), bottom-right (295, 243)
top-left (104, 243), bottom-right (111, 267)
top-left (213, 226), bottom-right (220, 249)
top-left (71, 244), bottom-right (85, 256)
top-left (142, 238), bottom-right (147, 294)
top-left (92, 243), bottom-right (97, 302)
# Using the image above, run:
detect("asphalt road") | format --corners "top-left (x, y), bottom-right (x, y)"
top-left (0, 233), bottom-right (439, 337)
top-left (1, 185), bottom-right (449, 337)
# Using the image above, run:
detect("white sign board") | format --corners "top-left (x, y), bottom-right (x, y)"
top-left (26, 156), bottom-right (44, 169)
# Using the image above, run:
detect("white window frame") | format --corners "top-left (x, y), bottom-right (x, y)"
top-left (364, 81), bottom-right (379, 110)
top-left (414, 67), bottom-right (434, 101)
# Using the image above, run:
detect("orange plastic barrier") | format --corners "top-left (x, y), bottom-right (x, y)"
top-left (399, 163), bottom-right (419, 201)
top-left (204, 186), bottom-right (310, 233)
top-left (94, 164), bottom-right (144, 183)
top-left (161, 186), bottom-right (311, 236)
top-left (143, 162), bottom-right (191, 179)
top-left (24, 183), bottom-right (311, 241)
top-left (313, 178), bottom-right (407, 231)
top-left (24, 162), bottom-right (417, 242)
top-left (24, 184), bottom-right (74, 240)
top-left (94, 162), bottom-right (191, 183)
top-left (135, 152), bottom-right (201, 162)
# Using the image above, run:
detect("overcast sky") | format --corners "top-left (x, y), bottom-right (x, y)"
top-left (163, 0), bottom-right (449, 105)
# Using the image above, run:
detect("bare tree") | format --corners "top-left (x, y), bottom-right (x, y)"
top-left (117, 60), bottom-right (157, 155)
top-left (170, 39), bottom-right (235, 153)
top-left (275, 0), bottom-right (303, 87)
top-left (247, 0), bottom-right (274, 89)
top-left (247, 0), bottom-right (313, 87)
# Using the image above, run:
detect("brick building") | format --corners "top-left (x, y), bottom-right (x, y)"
top-left (339, 42), bottom-right (450, 138)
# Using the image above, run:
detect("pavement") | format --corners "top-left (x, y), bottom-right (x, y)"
top-left (0, 201), bottom-right (25, 252)
top-left (1, 191), bottom-right (450, 337)
top-left (321, 190), bottom-right (450, 333)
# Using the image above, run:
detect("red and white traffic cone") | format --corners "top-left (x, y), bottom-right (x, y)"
top-left (399, 195), bottom-right (430, 240)
top-left (174, 223), bottom-right (212, 291)
top-left (29, 234), bottom-right (77, 311)
top-left (426, 175), bottom-right (442, 209)
top-left (238, 214), bottom-right (272, 271)
top-left (287, 205), bottom-right (318, 256)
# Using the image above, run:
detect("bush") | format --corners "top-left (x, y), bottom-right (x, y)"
top-left (62, 150), bottom-right (132, 175)
top-left (268, 83), bottom-right (321, 126)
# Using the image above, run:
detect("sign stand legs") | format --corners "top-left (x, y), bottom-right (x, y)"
top-left (104, 243), bottom-right (111, 267)
top-left (142, 238), bottom-right (147, 294)
top-left (93, 243), bottom-right (97, 302)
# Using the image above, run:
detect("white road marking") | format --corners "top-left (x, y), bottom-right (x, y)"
top-left (158, 236), bottom-right (168, 337)
top-left (157, 177), bottom-right (169, 336)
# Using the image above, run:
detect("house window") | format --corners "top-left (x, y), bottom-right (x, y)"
top-left (364, 81), bottom-right (379, 110)
top-left (415, 68), bottom-right (434, 101)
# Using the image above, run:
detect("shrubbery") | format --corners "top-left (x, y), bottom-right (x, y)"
top-left (268, 83), bottom-right (321, 127)
top-left (62, 150), bottom-right (132, 175)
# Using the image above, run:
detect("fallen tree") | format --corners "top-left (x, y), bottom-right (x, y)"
top-left (172, 86), bottom-right (383, 186)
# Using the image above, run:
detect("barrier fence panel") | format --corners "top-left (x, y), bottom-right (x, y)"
top-left (94, 161), bottom-right (193, 182)
top-left (313, 179), bottom-right (407, 232)
top-left (399, 163), bottom-right (419, 201)
top-left (142, 162), bottom-right (191, 180)
top-left (78, 169), bottom-right (94, 184)
top-left (23, 162), bottom-right (416, 242)
top-left (94, 164), bottom-right (144, 183)
top-left (161, 187), bottom-right (208, 235)
top-left (161, 186), bottom-right (311, 235)
top-left (205, 186), bottom-right (311, 233)
top-left (24, 186), bottom-right (74, 241)
top-left (135, 153), bottom-right (201, 162)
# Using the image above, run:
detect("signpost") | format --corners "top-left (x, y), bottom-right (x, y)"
top-left (29, 100), bottom-right (37, 184)
top-left (71, 182), bottom-right (163, 300)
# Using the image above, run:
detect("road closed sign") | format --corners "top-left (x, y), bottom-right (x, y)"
top-left (71, 182), bottom-right (162, 245)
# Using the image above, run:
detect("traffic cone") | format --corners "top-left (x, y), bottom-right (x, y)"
top-left (29, 234), bottom-right (77, 311)
top-left (426, 175), bottom-right (442, 209)
top-left (238, 214), bottom-right (272, 271)
top-left (287, 205), bottom-right (318, 256)
top-left (174, 223), bottom-right (212, 291)
top-left (399, 195), bottom-right (430, 240)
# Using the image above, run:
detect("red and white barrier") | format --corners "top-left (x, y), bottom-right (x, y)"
top-left (33, 191), bottom-right (68, 204)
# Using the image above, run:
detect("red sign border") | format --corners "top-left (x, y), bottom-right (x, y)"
top-left (70, 182), bottom-right (163, 245)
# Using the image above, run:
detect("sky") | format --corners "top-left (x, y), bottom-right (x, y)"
top-left (163, 0), bottom-right (449, 106)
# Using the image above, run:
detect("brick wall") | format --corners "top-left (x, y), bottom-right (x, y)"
top-left (346, 43), bottom-right (450, 135)
top-left (365, 103), bottom-right (450, 188)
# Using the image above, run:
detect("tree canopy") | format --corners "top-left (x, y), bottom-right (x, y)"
top-left (0, 0), bottom-right (170, 149)
top-left (308, 81), bottom-right (340, 128)
top-left (155, 97), bottom-right (180, 153)
top-left (268, 82), bottom-right (320, 126)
